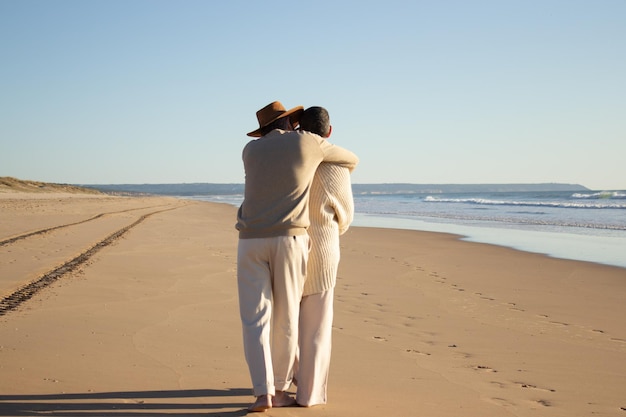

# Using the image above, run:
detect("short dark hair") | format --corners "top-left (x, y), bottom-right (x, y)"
top-left (300, 106), bottom-right (330, 137)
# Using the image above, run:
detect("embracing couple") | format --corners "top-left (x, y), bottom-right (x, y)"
top-left (235, 101), bottom-right (358, 412)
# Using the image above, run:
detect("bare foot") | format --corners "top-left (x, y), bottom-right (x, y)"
top-left (248, 394), bottom-right (271, 412)
top-left (272, 391), bottom-right (297, 407)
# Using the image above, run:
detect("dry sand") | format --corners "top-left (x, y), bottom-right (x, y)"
top-left (1, 190), bottom-right (625, 416)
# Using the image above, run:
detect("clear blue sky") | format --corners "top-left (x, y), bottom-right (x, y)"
top-left (1, 0), bottom-right (625, 190)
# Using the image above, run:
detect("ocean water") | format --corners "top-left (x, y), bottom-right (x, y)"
top-left (351, 190), bottom-right (626, 269)
top-left (187, 190), bottom-right (626, 269)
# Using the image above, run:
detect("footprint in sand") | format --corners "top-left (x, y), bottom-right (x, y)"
top-left (508, 303), bottom-right (525, 312)
top-left (406, 349), bottom-right (431, 356)
top-left (454, 351), bottom-right (473, 359)
top-left (473, 365), bottom-right (497, 373)
top-left (486, 397), bottom-right (516, 407)
top-left (517, 382), bottom-right (556, 393)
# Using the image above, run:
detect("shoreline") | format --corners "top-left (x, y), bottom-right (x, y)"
top-left (1, 193), bottom-right (625, 416)
top-left (352, 213), bottom-right (626, 269)
top-left (179, 196), bottom-right (626, 270)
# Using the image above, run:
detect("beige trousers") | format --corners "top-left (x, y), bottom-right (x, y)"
top-left (296, 288), bottom-right (334, 406)
top-left (236, 235), bottom-right (309, 396)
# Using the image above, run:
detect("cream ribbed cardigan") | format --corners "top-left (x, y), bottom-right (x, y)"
top-left (303, 163), bottom-right (354, 296)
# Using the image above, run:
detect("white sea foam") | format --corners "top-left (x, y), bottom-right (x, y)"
top-left (424, 196), bottom-right (626, 209)
top-left (572, 191), bottom-right (626, 199)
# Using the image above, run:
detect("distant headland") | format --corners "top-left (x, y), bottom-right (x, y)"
top-left (0, 177), bottom-right (590, 196)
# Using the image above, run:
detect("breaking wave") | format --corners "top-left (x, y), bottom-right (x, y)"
top-left (423, 196), bottom-right (626, 209)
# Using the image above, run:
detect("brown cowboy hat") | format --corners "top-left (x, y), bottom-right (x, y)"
top-left (247, 101), bottom-right (304, 137)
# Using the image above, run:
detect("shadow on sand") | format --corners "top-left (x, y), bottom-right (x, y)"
top-left (0, 388), bottom-right (251, 416)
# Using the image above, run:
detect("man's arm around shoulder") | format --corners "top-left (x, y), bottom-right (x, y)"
top-left (318, 138), bottom-right (359, 172)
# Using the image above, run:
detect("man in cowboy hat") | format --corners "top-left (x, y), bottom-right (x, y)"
top-left (236, 101), bottom-right (358, 412)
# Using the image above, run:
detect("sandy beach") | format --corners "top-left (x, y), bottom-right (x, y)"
top-left (1, 190), bottom-right (625, 416)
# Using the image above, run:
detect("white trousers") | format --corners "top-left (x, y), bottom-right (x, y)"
top-left (237, 235), bottom-right (309, 396)
top-left (296, 288), bottom-right (334, 406)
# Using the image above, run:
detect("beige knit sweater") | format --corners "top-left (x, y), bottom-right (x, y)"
top-left (303, 163), bottom-right (354, 296)
top-left (236, 129), bottom-right (358, 239)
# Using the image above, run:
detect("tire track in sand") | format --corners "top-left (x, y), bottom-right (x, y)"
top-left (0, 204), bottom-right (173, 248)
top-left (0, 206), bottom-right (180, 317)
